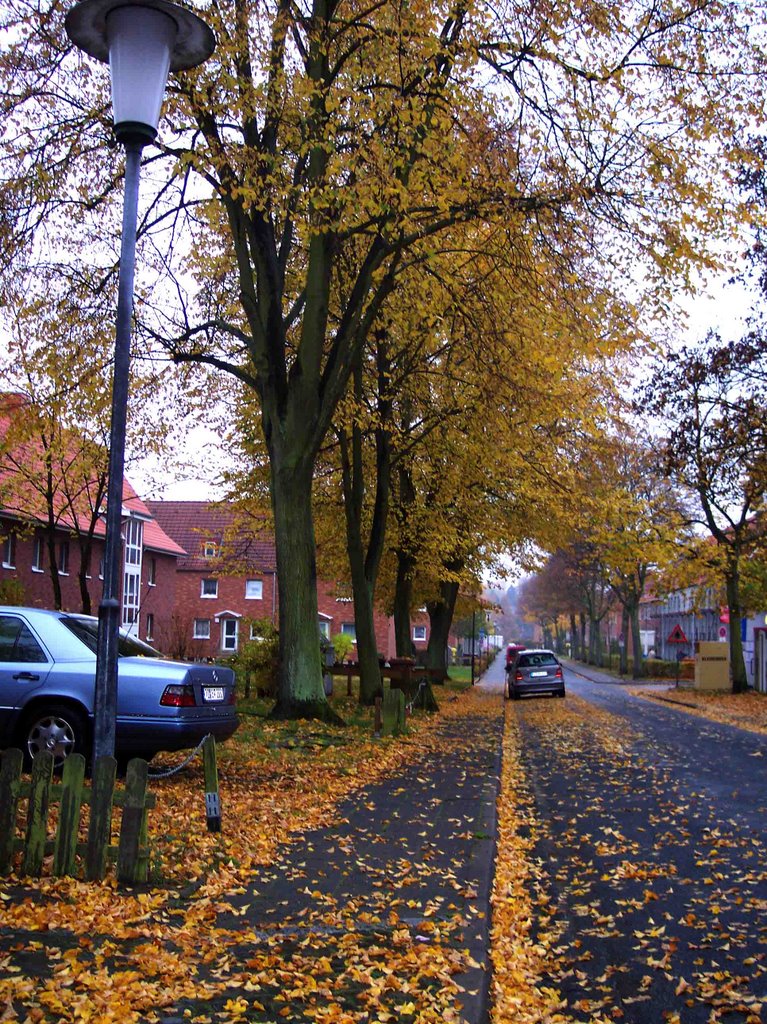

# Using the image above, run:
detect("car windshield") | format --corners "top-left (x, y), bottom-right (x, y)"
top-left (518, 652), bottom-right (558, 667)
top-left (61, 615), bottom-right (162, 658)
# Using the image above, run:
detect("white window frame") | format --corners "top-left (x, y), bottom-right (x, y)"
top-left (201, 578), bottom-right (218, 599)
top-left (318, 619), bottom-right (330, 639)
top-left (194, 618), bottom-right (211, 640)
top-left (32, 536), bottom-right (44, 573)
top-left (58, 541), bottom-right (70, 576)
top-left (413, 625), bottom-right (427, 642)
top-left (203, 540), bottom-right (218, 558)
top-left (2, 533), bottom-right (16, 569)
top-left (341, 622), bottom-right (356, 641)
top-left (148, 556), bottom-right (157, 587)
top-left (145, 612), bottom-right (154, 641)
top-left (245, 579), bottom-right (263, 600)
top-left (122, 518), bottom-right (143, 632)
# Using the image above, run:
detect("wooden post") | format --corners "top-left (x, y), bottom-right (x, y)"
top-left (86, 756), bottom-right (117, 881)
top-left (374, 696), bottom-right (382, 737)
top-left (53, 753), bottom-right (86, 877)
top-left (22, 751), bottom-right (54, 876)
top-left (117, 758), bottom-right (149, 883)
top-left (0, 749), bottom-right (23, 873)
top-left (347, 662), bottom-right (353, 697)
top-left (381, 689), bottom-right (406, 737)
top-left (202, 735), bottom-right (221, 832)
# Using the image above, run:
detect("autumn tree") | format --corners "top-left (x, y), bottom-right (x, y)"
top-left (574, 430), bottom-right (688, 676)
top-left (642, 335), bottom-right (767, 692)
top-left (2, 0), bottom-right (765, 718)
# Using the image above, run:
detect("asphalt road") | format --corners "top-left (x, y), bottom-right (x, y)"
top-left (507, 664), bottom-right (767, 1023)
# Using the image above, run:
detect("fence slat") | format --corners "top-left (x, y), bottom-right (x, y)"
top-left (53, 753), bottom-right (86, 877)
top-left (22, 751), bottom-right (54, 876)
top-left (117, 759), bottom-right (148, 883)
top-left (0, 749), bottom-right (24, 873)
top-left (86, 756), bottom-right (117, 881)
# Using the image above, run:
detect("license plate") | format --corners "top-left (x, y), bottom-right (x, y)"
top-left (530, 671), bottom-right (547, 677)
top-left (203, 686), bottom-right (225, 702)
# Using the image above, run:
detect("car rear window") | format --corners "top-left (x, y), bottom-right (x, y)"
top-left (61, 616), bottom-right (162, 658)
top-left (518, 652), bottom-right (558, 667)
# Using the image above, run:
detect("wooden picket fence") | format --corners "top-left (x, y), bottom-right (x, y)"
top-left (0, 749), bottom-right (155, 884)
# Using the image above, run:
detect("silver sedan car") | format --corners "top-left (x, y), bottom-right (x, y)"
top-left (505, 648), bottom-right (566, 700)
top-left (0, 606), bottom-right (239, 767)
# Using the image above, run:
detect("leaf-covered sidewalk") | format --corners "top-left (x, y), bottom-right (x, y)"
top-left (0, 687), bottom-right (506, 1024)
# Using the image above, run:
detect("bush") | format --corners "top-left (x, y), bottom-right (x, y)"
top-left (234, 619), bottom-right (279, 697)
top-left (331, 632), bottom-right (354, 663)
top-left (0, 579), bottom-right (26, 606)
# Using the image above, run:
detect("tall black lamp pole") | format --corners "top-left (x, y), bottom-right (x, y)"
top-left (65, 0), bottom-right (215, 763)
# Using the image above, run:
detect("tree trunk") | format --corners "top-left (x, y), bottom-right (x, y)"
top-left (589, 615), bottom-right (602, 665)
top-left (78, 541), bottom-right (93, 615)
top-left (569, 613), bottom-right (578, 659)
top-left (630, 603), bottom-right (643, 679)
top-left (337, 347), bottom-right (392, 705)
top-left (619, 605), bottom-right (630, 675)
top-left (339, 432), bottom-right (383, 705)
top-left (425, 577), bottom-right (459, 672)
top-left (726, 565), bottom-right (748, 693)
top-left (393, 549), bottom-right (416, 658)
top-left (45, 532), bottom-right (62, 610)
top-left (269, 458), bottom-right (341, 722)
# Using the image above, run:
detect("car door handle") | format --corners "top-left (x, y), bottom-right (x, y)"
top-left (13, 672), bottom-right (40, 681)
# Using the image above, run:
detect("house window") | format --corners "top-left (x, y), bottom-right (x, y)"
top-left (1, 533), bottom-right (16, 569)
top-left (201, 578), bottom-right (218, 598)
top-left (203, 541), bottom-right (218, 558)
top-left (318, 620), bottom-right (330, 638)
top-left (122, 572), bottom-right (139, 626)
top-left (341, 622), bottom-right (356, 640)
top-left (222, 618), bottom-right (238, 652)
top-left (99, 552), bottom-right (104, 579)
top-left (58, 541), bottom-right (69, 575)
top-left (194, 618), bottom-right (211, 640)
top-left (146, 613), bottom-right (154, 641)
top-left (413, 625), bottom-right (427, 641)
top-left (32, 536), bottom-right (44, 573)
top-left (245, 579), bottom-right (263, 600)
top-left (148, 557), bottom-right (157, 586)
top-left (124, 518), bottom-right (142, 566)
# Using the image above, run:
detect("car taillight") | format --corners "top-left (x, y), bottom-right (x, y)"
top-left (515, 671), bottom-right (523, 681)
top-left (555, 668), bottom-right (563, 678)
top-left (160, 684), bottom-right (196, 707)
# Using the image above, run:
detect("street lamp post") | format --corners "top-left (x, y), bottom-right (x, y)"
top-left (65, 0), bottom-right (215, 763)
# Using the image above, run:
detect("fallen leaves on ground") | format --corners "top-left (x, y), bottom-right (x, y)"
top-left (0, 687), bottom-right (501, 1023)
top-left (495, 692), bottom-right (767, 1024)
top-left (630, 687), bottom-right (767, 735)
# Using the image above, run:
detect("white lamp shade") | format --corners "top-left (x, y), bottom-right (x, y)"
top-left (106, 6), bottom-right (176, 139)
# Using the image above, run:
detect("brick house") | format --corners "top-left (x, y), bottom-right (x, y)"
top-left (0, 392), bottom-right (183, 640)
top-left (147, 500), bottom-right (425, 660)
top-left (0, 479), bottom-right (184, 641)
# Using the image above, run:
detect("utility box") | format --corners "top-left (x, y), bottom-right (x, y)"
top-left (694, 641), bottom-right (730, 691)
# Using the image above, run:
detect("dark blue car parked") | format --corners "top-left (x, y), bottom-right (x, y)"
top-left (0, 607), bottom-right (239, 766)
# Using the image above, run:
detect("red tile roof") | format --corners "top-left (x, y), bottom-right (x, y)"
top-left (146, 501), bottom-right (276, 572)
